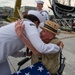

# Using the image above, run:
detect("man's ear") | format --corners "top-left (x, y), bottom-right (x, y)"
top-left (49, 34), bottom-right (54, 40)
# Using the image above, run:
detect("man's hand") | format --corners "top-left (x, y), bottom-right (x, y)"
top-left (15, 19), bottom-right (25, 38)
top-left (58, 41), bottom-right (64, 49)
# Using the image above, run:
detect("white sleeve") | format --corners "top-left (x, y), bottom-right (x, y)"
top-left (42, 11), bottom-right (49, 20)
top-left (24, 21), bottom-right (60, 54)
top-left (45, 12), bottom-right (49, 20)
top-left (28, 34), bottom-right (60, 54)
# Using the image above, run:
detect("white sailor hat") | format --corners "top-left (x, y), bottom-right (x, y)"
top-left (28, 10), bottom-right (45, 23)
top-left (36, 0), bottom-right (44, 4)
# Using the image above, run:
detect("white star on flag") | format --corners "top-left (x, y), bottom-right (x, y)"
top-left (16, 70), bottom-right (21, 74)
top-left (37, 66), bottom-right (44, 72)
top-left (29, 65), bottom-right (34, 69)
top-left (47, 72), bottom-right (50, 74)
top-left (12, 62), bottom-right (51, 75)
top-left (25, 72), bottom-right (31, 75)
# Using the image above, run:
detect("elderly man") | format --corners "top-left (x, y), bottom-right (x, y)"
top-left (31, 20), bottom-right (64, 75)
top-left (15, 20), bottom-right (64, 75)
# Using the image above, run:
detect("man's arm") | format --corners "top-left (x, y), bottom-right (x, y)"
top-left (15, 20), bottom-right (41, 55)
top-left (15, 20), bottom-right (60, 54)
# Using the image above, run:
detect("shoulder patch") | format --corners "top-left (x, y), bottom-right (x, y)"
top-left (30, 23), bottom-right (35, 26)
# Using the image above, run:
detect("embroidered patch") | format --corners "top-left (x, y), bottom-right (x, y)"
top-left (30, 23), bottom-right (35, 26)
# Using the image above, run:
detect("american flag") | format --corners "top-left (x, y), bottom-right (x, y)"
top-left (12, 62), bottom-right (51, 75)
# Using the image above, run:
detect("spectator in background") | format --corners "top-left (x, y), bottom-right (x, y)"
top-left (36, 0), bottom-right (49, 21)
top-left (35, 0), bottom-right (50, 33)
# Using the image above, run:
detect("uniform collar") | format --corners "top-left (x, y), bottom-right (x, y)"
top-left (24, 18), bottom-right (32, 22)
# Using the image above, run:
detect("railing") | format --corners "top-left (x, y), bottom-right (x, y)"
top-left (53, 18), bottom-right (75, 31)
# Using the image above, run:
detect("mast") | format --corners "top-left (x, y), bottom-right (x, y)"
top-left (68, 0), bottom-right (71, 6)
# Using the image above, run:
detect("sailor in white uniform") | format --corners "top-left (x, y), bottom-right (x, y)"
top-left (0, 10), bottom-right (60, 75)
top-left (36, 0), bottom-right (49, 21)
top-left (36, 0), bottom-right (50, 33)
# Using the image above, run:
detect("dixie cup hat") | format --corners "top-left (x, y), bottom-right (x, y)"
top-left (28, 10), bottom-right (45, 23)
top-left (36, 0), bottom-right (44, 4)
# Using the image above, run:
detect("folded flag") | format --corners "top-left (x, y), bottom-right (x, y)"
top-left (12, 61), bottom-right (51, 75)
